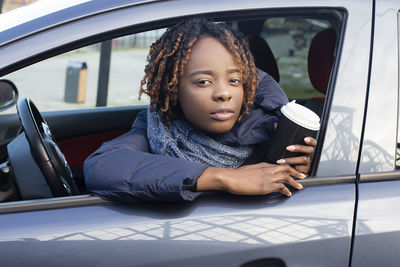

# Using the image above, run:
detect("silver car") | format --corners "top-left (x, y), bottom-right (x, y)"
top-left (0, 0), bottom-right (399, 266)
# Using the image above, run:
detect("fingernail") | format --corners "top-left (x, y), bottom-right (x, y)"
top-left (299, 173), bottom-right (306, 178)
top-left (276, 159), bottom-right (286, 164)
top-left (298, 183), bottom-right (303, 189)
top-left (304, 137), bottom-right (311, 143)
top-left (287, 145), bottom-right (295, 151)
top-left (287, 192), bottom-right (292, 197)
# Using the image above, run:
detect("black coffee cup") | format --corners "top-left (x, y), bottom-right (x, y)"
top-left (266, 101), bottom-right (320, 163)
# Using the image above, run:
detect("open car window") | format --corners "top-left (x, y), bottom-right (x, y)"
top-left (0, 8), bottom-right (345, 205)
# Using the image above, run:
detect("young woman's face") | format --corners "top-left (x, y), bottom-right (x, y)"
top-left (178, 36), bottom-right (244, 134)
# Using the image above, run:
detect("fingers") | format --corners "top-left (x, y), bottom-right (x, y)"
top-left (274, 173), bottom-right (303, 190)
top-left (270, 164), bottom-right (306, 179)
top-left (272, 174), bottom-right (303, 197)
top-left (277, 155), bottom-right (311, 175)
top-left (304, 136), bottom-right (317, 146)
top-left (275, 183), bottom-right (292, 197)
top-left (275, 136), bottom-right (316, 173)
top-left (286, 144), bottom-right (314, 155)
top-left (278, 137), bottom-right (317, 157)
top-left (294, 165), bottom-right (309, 174)
top-left (277, 157), bottom-right (311, 175)
top-left (278, 155), bottom-right (310, 166)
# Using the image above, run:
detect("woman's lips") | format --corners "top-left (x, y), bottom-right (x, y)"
top-left (210, 109), bottom-right (234, 121)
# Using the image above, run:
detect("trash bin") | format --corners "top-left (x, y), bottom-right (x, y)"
top-left (64, 61), bottom-right (88, 103)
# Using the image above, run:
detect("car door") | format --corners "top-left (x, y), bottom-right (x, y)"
top-left (0, 0), bottom-right (373, 266)
top-left (351, 1), bottom-right (400, 266)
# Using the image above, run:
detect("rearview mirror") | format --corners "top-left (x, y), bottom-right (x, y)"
top-left (0, 79), bottom-right (18, 112)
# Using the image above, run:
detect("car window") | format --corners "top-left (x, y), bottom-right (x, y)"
top-left (2, 29), bottom-right (165, 112)
top-left (0, 8), bottom-right (347, 207)
top-left (238, 16), bottom-right (336, 121)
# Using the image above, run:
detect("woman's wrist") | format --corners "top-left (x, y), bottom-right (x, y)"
top-left (197, 167), bottom-right (230, 191)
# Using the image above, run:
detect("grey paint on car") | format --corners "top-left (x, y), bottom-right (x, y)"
top-left (0, 0), bottom-right (399, 266)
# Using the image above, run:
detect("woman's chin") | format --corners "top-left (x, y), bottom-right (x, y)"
top-left (201, 122), bottom-right (236, 135)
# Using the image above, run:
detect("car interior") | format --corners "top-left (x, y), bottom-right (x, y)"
top-left (0, 13), bottom-right (340, 203)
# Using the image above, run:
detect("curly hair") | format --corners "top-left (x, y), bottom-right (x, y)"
top-left (139, 18), bottom-right (259, 124)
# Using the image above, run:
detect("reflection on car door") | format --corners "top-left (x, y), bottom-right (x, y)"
top-left (0, 184), bottom-right (355, 266)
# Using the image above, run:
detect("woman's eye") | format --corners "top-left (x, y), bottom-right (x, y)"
top-left (229, 78), bottom-right (241, 85)
top-left (195, 80), bottom-right (211, 86)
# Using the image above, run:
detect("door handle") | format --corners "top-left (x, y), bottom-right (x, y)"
top-left (241, 258), bottom-right (286, 267)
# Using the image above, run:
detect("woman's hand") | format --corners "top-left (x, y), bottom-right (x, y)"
top-left (197, 163), bottom-right (306, 197)
top-left (276, 136), bottom-right (317, 174)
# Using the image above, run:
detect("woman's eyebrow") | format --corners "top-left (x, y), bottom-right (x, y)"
top-left (189, 70), bottom-right (213, 77)
top-left (189, 69), bottom-right (240, 77)
top-left (227, 69), bottom-right (240, 74)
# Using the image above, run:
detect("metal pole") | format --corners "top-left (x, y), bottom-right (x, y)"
top-left (96, 40), bottom-right (112, 107)
top-left (0, 0), bottom-right (4, 13)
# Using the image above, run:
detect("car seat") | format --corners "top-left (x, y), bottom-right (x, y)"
top-left (305, 28), bottom-right (337, 117)
top-left (245, 34), bottom-right (280, 83)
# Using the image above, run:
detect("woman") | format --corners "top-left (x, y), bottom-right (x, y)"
top-left (84, 18), bottom-right (316, 202)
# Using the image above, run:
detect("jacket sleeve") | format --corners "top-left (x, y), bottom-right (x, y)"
top-left (83, 111), bottom-right (207, 202)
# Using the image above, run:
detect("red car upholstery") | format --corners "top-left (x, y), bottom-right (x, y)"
top-left (58, 129), bottom-right (127, 167)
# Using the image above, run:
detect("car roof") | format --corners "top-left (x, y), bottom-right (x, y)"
top-left (0, 0), bottom-right (165, 47)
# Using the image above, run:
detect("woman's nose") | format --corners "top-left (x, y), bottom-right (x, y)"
top-left (212, 83), bottom-right (232, 102)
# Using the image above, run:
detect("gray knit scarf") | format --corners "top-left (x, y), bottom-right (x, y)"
top-left (147, 109), bottom-right (253, 168)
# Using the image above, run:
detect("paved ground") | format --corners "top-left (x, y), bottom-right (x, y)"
top-left (3, 48), bottom-right (151, 113)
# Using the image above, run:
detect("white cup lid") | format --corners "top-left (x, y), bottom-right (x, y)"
top-left (281, 100), bottom-right (320, 131)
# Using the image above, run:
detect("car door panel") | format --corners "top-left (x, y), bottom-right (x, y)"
top-left (44, 106), bottom-right (145, 167)
top-left (43, 106), bottom-right (144, 140)
top-left (351, 180), bottom-right (400, 266)
top-left (0, 184), bottom-right (355, 266)
top-left (0, 106), bottom-right (143, 167)
top-left (57, 130), bottom-right (128, 167)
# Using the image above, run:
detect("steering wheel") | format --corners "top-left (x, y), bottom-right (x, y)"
top-left (16, 97), bottom-right (79, 197)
